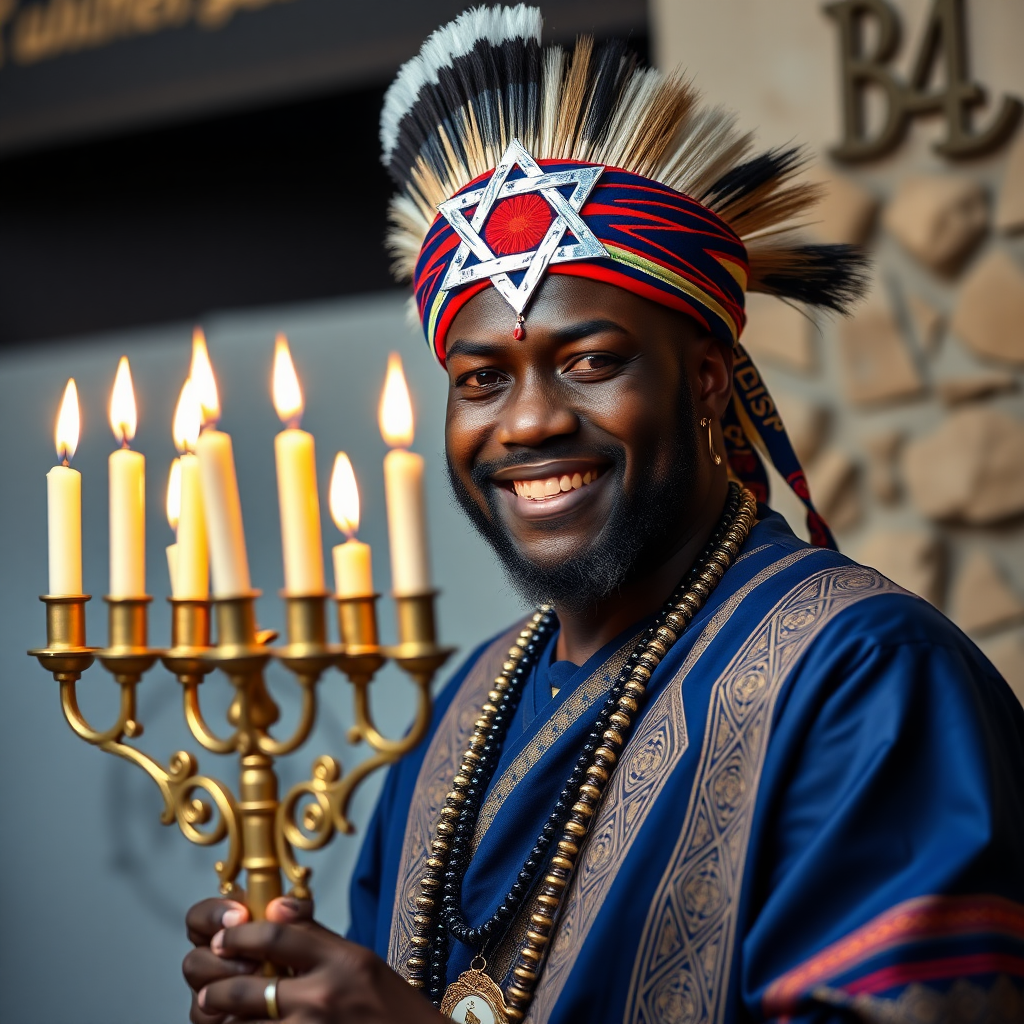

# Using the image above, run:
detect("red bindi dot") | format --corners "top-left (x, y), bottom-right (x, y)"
top-left (513, 315), bottom-right (525, 341)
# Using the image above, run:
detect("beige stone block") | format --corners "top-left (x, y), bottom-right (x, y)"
top-left (901, 407), bottom-right (1024, 525)
top-left (808, 167), bottom-right (879, 245)
top-left (858, 529), bottom-right (944, 607)
top-left (741, 292), bottom-right (815, 372)
top-left (905, 292), bottom-right (944, 353)
top-left (950, 550), bottom-right (1024, 635)
top-left (883, 176), bottom-right (988, 274)
top-left (937, 371), bottom-right (1018, 407)
top-left (950, 249), bottom-right (1024, 366)
top-left (863, 431), bottom-right (902, 504)
top-left (982, 631), bottom-right (1024, 705)
top-left (806, 448), bottom-right (860, 533)
top-left (995, 132), bottom-right (1024, 234)
top-left (839, 300), bottom-right (925, 406)
top-left (775, 392), bottom-right (828, 464)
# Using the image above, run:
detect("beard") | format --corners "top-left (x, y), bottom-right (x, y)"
top-left (445, 388), bottom-right (701, 616)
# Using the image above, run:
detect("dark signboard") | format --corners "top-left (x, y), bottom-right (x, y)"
top-left (0, 0), bottom-right (646, 153)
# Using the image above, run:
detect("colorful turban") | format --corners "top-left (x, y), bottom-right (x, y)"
top-left (411, 145), bottom-right (837, 549)
top-left (413, 157), bottom-right (748, 364)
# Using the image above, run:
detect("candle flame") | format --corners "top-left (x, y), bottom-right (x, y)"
top-left (172, 378), bottom-right (201, 453)
top-left (190, 328), bottom-right (220, 426)
top-left (379, 352), bottom-right (414, 448)
top-left (329, 452), bottom-right (360, 537)
top-left (272, 333), bottom-right (304, 425)
top-left (166, 457), bottom-right (181, 532)
top-left (109, 356), bottom-right (138, 445)
top-left (55, 378), bottom-right (80, 463)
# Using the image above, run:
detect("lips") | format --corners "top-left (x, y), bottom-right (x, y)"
top-left (488, 458), bottom-right (611, 518)
top-left (512, 468), bottom-right (603, 500)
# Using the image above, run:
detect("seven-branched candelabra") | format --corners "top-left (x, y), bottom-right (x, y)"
top-left (29, 587), bottom-right (453, 921)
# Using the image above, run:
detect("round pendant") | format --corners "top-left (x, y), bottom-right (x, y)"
top-left (440, 968), bottom-right (510, 1024)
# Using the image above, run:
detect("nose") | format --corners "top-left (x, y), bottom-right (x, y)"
top-left (495, 370), bottom-right (579, 448)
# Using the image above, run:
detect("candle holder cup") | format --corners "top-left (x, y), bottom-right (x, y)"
top-left (29, 585), bottom-right (456, 924)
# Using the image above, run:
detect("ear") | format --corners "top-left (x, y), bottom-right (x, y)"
top-left (695, 336), bottom-right (734, 420)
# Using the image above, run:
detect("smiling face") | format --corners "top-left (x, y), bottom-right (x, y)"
top-left (443, 275), bottom-right (731, 613)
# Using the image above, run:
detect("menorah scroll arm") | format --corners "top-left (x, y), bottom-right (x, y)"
top-left (101, 742), bottom-right (244, 895)
top-left (277, 641), bottom-right (454, 898)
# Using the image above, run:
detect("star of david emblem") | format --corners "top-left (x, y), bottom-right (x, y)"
top-left (437, 139), bottom-right (607, 315)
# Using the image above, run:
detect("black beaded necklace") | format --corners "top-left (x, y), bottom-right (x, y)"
top-left (408, 483), bottom-right (756, 1015)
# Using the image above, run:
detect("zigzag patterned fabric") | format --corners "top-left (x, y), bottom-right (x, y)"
top-left (413, 161), bottom-right (748, 361)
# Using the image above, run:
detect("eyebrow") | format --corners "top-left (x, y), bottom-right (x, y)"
top-left (447, 319), bottom-right (628, 360)
top-left (445, 339), bottom-right (503, 361)
top-left (551, 318), bottom-right (628, 343)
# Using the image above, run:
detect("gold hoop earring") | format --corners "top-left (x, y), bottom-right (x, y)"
top-left (700, 416), bottom-right (722, 466)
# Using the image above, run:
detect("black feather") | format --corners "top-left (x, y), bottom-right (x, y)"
top-left (703, 145), bottom-right (805, 206)
top-left (759, 244), bottom-right (871, 314)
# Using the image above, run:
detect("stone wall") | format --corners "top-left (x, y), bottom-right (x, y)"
top-left (651, 0), bottom-right (1024, 698)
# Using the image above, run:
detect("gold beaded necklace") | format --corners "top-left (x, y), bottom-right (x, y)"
top-left (410, 486), bottom-right (757, 1023)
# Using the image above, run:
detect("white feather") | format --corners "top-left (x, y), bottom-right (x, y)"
top-left (380, 5), bottom-right (543, 164)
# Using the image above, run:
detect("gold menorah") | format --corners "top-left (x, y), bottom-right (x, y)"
top-left (29, 588), bottom-right (453, 921)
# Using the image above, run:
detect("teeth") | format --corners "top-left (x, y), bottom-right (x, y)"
top-left (513, 468), bottom-right (602, 500)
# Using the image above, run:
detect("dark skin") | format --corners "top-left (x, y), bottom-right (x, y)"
top-left (182, 275), bottom-right (733, 1022)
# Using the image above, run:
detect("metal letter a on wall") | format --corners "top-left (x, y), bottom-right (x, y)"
top-left (825, 0), bottom-right (1021, 162)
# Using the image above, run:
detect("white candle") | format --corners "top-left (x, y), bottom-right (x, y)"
top-left (196, 428), bottom-right (251, 597)
top-left (108, 357), bottom-right (146, 598)
top-left (166, 456), bottom-right (181, 595)
top-left (383, 448), bottom-right (429, 595)
top-left (333, 539), bottom-right (374, 598)
top-left (379, 354), bottom-right (431, 596)
top-left (191, 330), bottom-right (251, 596)
top-left (176, 453), bottom-right (209, 599)
top-left (171, 380), bottom-right (209, 600)
top-left (48, 379), bottom-right (83, 595)
top-left (272, 335), bottom-right (325, 595)
top-left (329, 452), bottom-right (374, 597)
top-left (166, 544), bottom-right (179, 594)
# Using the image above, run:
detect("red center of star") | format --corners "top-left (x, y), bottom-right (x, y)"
top-left (483, 193), bottom-right (554, 255)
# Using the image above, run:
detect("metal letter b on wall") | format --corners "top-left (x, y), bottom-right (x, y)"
top-left (825, 0), bottom-right (1022, 162)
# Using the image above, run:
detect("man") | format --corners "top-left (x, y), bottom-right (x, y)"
top-left (183, 7), bottom-right (1024, 1023)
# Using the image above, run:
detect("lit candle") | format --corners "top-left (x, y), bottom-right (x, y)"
top-left (108, 356), bottom-right (146, 597)
top-left (272, 334), bottom-right (325, 595)
top-left (379, 353), bottom-right (430, 596)
top-left (329, 452), bottom-right (373, 598)
top-left (47, 379), bottom-right (83, 595)
top-left (172, 378), bottom-right (209, 600)
top-left (191, 329), bottom-right (251, 597)
top-left (166, 457), bottom-right (181, 594)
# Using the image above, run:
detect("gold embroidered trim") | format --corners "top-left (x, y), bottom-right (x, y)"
top-left (810, 976), bottom-right (1024, 1024)
top-left (526, 547), bottom-right (818, 1021)
top-left (624, 566), bottom-right (898, 1024)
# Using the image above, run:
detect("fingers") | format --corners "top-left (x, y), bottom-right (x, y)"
top-left (189, 989), bottom-right (227, 1024)
top-left (200, 975), bottom-right (293, 1021)
top-left (186, 897), bottom-right (250, 947)
top-left (266, 896), bottom-right (314, 924)
top-left (184, 946), bottom-right (259, 991)
top-left (212, 919), bottom-right (333, 973)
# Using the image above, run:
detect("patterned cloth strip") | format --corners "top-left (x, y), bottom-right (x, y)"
top-left (413, 159), bottom-right (836, 549)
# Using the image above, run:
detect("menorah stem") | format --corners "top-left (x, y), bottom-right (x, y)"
top-left (239, 751), bottom-right (283, 921)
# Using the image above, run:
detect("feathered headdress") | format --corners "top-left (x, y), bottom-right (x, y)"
top-left (380, 4), bottom-right (868, 548)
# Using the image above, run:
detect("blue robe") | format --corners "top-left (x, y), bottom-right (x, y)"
top-left (348, 510), bottom-right (1024, 1022)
